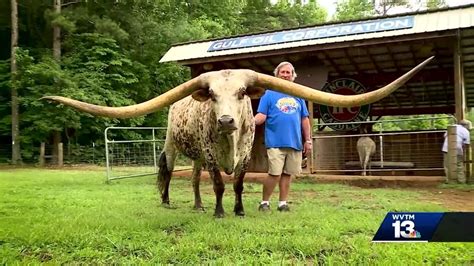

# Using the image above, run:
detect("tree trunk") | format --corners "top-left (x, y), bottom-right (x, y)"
top-left (51, 0), bottom-right (62, 165)
top-left (53, 0), bottom-right (61, 60)
top-left (10, 0), bottom-right (21, 165)
top-left (52, 131), bottom-right (61, 165)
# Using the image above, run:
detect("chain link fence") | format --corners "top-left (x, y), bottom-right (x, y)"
top-left (312, 116), bottom-right (457, 175)
top-left (0, 142), bottom-right (106, 165)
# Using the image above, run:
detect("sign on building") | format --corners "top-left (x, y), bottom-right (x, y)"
top-left (208, 16), bottom-right (414, 52)
top-left (318, 78), bottom-right (371, 131)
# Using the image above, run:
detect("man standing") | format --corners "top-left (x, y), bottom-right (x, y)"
top-left (442, 119), bottom-right (471, 183)
top-left (254, 61), bottom-right (312, 212)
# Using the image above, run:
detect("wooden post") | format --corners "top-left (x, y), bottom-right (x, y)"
top-left (465, 143), bottom-right (471, 183)
top-left (58, 142), bottom-right (63, 167)
top-left (308, 101), bottom-right (314, 173)
top-left (469, 144), bottom-right (474, 184)
top-left (447, 125), bottom-right (457, 182)
top-left (39, 142), bottom-right (45, 167)
top-left (454, 31), bottom-right (466, 121)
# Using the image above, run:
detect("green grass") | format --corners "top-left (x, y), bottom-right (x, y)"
top-left (0, 169), bottom-right (472, 264)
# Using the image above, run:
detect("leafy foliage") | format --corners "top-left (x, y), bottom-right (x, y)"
top-left (334, 0), bottom-right (375, 21)
top-left (373, 0), bottom-right (410, 16)
top-left (425, 0), bottom-right (448, 10)
top-left (0, 59), bottom-right (11, 137)
top-left (373, 115), bottom-right (452, 132)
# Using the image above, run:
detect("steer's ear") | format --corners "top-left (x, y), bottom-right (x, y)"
top-left (246, 86), bottom-right (266, 99)
top-left (192, 89), bottom-right (210, 102)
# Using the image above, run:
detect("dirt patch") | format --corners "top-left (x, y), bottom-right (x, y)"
top-left (413, 188), bottom-right (474, 211)
top-left (173, 170), bottom-right (445, 186)
top-left (331, 179), bottom-right (442, 188)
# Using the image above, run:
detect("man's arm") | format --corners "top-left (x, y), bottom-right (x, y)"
top-left (301, 117), bottom-right (312, 155)
top-left (255, 113), bottom-right (267, 126)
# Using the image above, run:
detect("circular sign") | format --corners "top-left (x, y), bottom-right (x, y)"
top-left (318, 78), bottom-right (371, 131)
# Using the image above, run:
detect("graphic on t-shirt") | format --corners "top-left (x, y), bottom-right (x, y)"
top-left (275, 97), bottom-right (299, 114)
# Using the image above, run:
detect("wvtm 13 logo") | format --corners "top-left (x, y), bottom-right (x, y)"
top-left (391, 213), bottom-right (421, 239)
top-left (372, 212), bottom-right (474, 242)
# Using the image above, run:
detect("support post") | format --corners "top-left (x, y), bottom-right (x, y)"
top-left (308, 101), bottom-right (314, 173)
top-left (447, 125), bottom-right (457, 182)
top-left (469, 144), bottom-right (474, 184)
top-left (465, 143), bottom-right (471, 183)
top-left (454, 31), bottom-right (466, 121)
top-left (39, 142), bottom-right (45, 167)
top-left (58, 142), bottom-right (63, 167)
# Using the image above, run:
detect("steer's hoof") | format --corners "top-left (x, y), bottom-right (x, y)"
top-left (193, 206), bottom-right (205, 212)
top-left (214, 212), bottom-right (225, 218)
top-left (234, 206), bottom-right (245, 216)
top-left (161, 203), bottom-right (176, 209)
top-left (234, 210), bottom-right (245, 217)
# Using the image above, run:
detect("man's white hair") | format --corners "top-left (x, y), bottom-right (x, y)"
top-left (273, 61), bottom-right (297, 81)
top-left (459, 119), bottom-right (472, 129)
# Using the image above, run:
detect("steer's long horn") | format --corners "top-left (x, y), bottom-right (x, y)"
top-left (253, 56), bottom-right (434, 107)
top-left (42, 75), bottom-right (209, 118)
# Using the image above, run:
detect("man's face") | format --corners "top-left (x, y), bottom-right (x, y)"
top-left (277, 64), bottom-right (294, 81)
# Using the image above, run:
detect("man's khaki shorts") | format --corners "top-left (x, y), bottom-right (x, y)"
top-left (267, 148), bottom-right (302, 176)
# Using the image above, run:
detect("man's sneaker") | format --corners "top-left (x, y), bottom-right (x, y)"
top-left (277, 204), bottom-right (290, 212)
top-left (258, 203), bottom-right (270, 212)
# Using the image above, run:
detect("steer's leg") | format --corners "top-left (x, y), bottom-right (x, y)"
top-left (191, 160), bottom-right (204, 211)
top-left (233, 168), bottom-right (246, 216)
top-left (209, 167), bottom-right (225, 218)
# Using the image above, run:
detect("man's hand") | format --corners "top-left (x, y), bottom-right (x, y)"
top-left (303, 140), bottom-right (312, 156)
top-left (254, 113), bottom-right (267, 126)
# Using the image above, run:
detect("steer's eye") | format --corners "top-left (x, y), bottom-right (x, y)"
top-left (209, 89), bottom-right (216, 101)
top-left (237, 89), bottom-right (246, 100)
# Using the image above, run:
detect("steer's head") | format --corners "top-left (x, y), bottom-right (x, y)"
top-left (191, 70), bottom-right (264, 134)
top-left (41, 57), bottom-right (434, 121)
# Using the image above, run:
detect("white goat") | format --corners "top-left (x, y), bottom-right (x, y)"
top-left (357, 127), bottom-right (376, 176)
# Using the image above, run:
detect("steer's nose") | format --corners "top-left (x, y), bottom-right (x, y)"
top-left (218, 115), bottom-right (236, 131)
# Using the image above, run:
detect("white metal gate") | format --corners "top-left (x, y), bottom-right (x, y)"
top-left (104, 127), bottom-right (166, 182)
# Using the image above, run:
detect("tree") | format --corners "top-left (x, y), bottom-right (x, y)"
top-left (426, 0), bottom-right (447, 10)
top-left (240, 0), bottom-right (277, 33)
top-left (373, 0), bottom-right (410, 16)
top-left (11, 0), bottom-right (21, 164)
top-left (334, 0), bottom-right (375, 21)
top-left (51, 0), bottom-right (62, 164)
top-left (240, 0), bottom-right (327, 34)
top-left (271, 0), bottom-right (327, 28)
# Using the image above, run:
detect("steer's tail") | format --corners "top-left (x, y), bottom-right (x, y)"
top-left (157, 152), bottom-right (171, 193)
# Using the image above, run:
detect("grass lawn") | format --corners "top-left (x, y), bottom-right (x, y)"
top-left (0, 168), bottom-right (473, 264)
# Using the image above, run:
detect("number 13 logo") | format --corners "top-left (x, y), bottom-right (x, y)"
top-left (392, 220), bottom-right (416, 238)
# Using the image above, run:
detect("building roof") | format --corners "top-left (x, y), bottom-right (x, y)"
top-left (160, 5), bottom-right (474, 65)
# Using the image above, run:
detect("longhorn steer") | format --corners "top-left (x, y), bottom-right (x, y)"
top-left (42, 56), bottom-right (433, 217)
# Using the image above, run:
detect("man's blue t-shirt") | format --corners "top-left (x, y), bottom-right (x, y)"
top-left (257, 90), bottom-right (309, 151)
